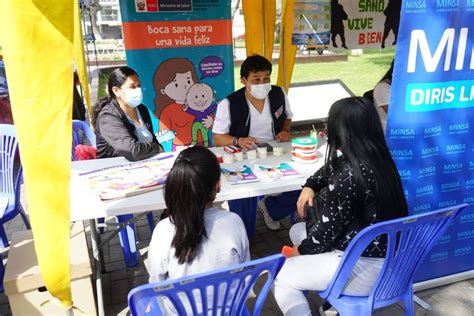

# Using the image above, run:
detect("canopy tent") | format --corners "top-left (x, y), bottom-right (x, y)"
top-left (1, 1), bottom-right (472, 314)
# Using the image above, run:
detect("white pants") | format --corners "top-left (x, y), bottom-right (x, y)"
top-left (274, 222), bottom-right (384, 316)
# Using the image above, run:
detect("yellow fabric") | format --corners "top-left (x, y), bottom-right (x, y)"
top-left (263, 1), bottom-right (276, 61)
top-left (74, 1), bottom-right (91, 116)
top-left (277, 0), bottom-right (297, 92)
top-left (0, 0), bottom-right (73, 307)
top-left (243, 0), bottom-right (263, 56)
top-left (242, 0), bottom-right (276, 60)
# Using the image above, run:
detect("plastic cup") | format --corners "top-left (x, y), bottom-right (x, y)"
top-left (257, 147), bottom-right (267, 158)
top-left (246, 149), bottom-right (257, 160)
top-left (234, 151), bottom-right (244, 161)
top-left (222, 153), bottom-right (234, 164)
top-left (273, 146), bottom-right (284, 156)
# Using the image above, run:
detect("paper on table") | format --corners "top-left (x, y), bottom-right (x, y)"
top-left (222, 165), bottom-right (260, 185)
top-left (79, 155), bottom-right (175, 200)
top-left (257, 162), bottom-right (304, 181)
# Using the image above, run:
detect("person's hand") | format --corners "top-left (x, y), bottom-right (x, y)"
top-left (297, 187), bottom-right (315, 218)
top-left (276, 130), bottom-right (291, 142)
top-left (202, 115), bottom-right (214, 129)
top-left (237, 137), bottom-right (258, 151)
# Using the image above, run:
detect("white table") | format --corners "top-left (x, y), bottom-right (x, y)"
top-left (70, 141), bottom-right (325, 316)
top-left (71, 142), bottom-right (325, 221)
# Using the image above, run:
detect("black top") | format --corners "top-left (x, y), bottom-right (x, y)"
top-left (226, 86), bottom-right (287, 138)
top-left (299, 156), bottom-right (387, 258)
top-left (95, 100), bottom-right (162, 161)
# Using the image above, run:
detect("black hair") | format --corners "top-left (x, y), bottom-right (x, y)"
top-left (91, 66), bottom-right (138, 127)
top-left (164, 146), bottom-right (221, 264)
top-left (380, 59), bottom-right (395, 83)
top-left (240, 54), bottom-right (272, 79)
top-left (325, 97), bottom-right (407, 221)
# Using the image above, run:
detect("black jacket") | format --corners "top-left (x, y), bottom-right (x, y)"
top-left (227, 86), bottom-right (287, 138)
top-left (300, 156), bottom-right (386, 257)
top-left (95, 100), bottom-right (162, 161)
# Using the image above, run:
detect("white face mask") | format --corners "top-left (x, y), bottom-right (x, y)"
top-left (122, 87), bottom-right (143, 108)
top-left (249, 83), bottom-right (271, 100)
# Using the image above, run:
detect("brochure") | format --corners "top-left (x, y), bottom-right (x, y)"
top-left (257, 162), bottom-right (303, 180)
top-left (79, 154), bottom-right (175, 200)
top-left (222, 165), bottom-right (259, 185)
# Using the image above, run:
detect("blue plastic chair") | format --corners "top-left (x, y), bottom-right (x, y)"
top-left (0, 252), bottom-right (4, 292)
top-left (128, 254), bottom-right (286, 316)
top-left (72, 119), bottom-right (96, 160)
top-left (318, 204), bottom-right (468, 316)
top-left (0, 124), bottom-right (31, 248)
top-left (72, 120), bottom-right (155, 267)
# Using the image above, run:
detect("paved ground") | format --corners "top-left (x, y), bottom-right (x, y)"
top-left (0, 200), bottom-right (473, 315)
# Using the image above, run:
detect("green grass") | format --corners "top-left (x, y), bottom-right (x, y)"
top-left (96, 49), bottom-right (395, 101)
top-left (233, 48), bottom-right (395, 96)
top-left (97, 68), bottom-right (114, 99)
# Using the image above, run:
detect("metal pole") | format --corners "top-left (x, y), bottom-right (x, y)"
top-left (80, 7), bottom-right (92, 83)
top-left (414, 270), bottom-right (474, 292)
top-left (413, 295), bottom-right (432, 311)
top-left (89, 219), bottom-right (105, 316)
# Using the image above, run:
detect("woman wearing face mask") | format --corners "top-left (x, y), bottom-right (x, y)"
top-left (212, 54), bottom-right (293, 151)
top-left (92, 66), bottom-right (163, 161)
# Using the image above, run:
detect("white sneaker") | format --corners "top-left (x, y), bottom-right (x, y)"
top-left (257, 198), bottom-right (280, 230)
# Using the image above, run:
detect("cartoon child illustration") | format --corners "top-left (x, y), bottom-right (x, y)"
top-left (153, 58), bottom-right (199, 150)
top-left (185, 83), bottom-right (217, 147)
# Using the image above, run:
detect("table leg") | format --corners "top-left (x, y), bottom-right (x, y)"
top-left (90, 219), bottom-right (105, 316)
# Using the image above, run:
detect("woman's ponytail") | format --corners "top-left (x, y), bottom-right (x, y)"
top-left (164, 147), bottom-right (221, 264)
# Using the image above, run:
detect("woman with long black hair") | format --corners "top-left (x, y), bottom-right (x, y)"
top-left (274, 97), bottom-right (407, 315)
top-left (92, 66), bottom-right (163, 161)
top-left (147, 146), bottom-right (249, 282)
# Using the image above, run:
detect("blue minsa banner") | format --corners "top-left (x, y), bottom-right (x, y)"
top-left (387, 0), bottom-right (474, 282)
top-left (118, 0), bottom-right (234, 152)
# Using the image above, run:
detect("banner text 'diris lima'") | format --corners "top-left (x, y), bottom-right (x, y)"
top-left (405, 80), bottom-right (474, 112)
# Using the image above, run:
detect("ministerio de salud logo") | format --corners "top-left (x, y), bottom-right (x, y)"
top-left (405, 0), bottom-right (427, 13)
top-left (424, 125), bottom-right (442, 138)
top-left (390, 149), bottom-right (414, 160)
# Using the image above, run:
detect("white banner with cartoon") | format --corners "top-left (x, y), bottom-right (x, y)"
top-left (329, 0), bottom-right (401, 49)
top-left (119, 0), bottom-right (234, 151)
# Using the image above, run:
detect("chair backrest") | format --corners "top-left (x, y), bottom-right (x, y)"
top-left (0, 124), bottom-right (18, 198)
top-left (128, 254), bottom-right (286, 316)
top-left (72, 120), bottom-right (96, 161)
top-left (322, 204), bottom-right (468, 309)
